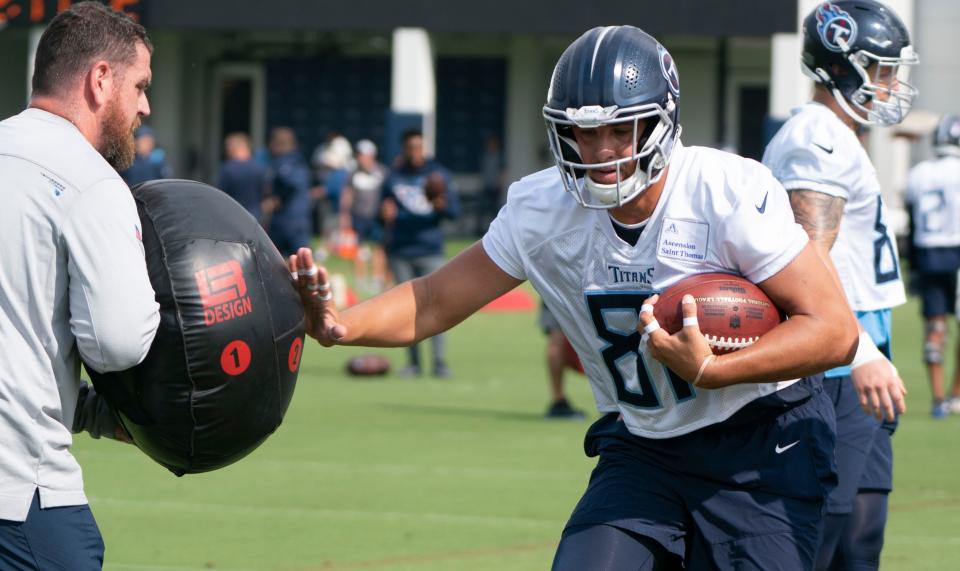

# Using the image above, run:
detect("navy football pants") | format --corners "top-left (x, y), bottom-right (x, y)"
top-left (0, 491), bottom-right (104, 570)
top-left (553, 377), bottom-right (837, 570)
top-left (816, 375), bottom-right (894, 570)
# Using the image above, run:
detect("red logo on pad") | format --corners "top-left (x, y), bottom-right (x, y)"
top-left (195, 260), bottom-right (253, 326)
top-left (221, 340), bottom-right (251, 376)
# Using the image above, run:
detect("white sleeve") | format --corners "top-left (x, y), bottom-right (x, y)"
top-left (904, 165), bottom-right (921, 205)
top-left (481, 199), bottom-right (527, 280)
top-left (63, 179), bottom-right (160, 373)
top-left (718, 172), bottom-right (809, 284)
top-left (766, 136), bottom-right (854, 200)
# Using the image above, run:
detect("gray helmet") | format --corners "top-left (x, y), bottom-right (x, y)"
top-left (543, 26), bottom-right (681, 209)
top-left (934, 114), bottom-right (960, 157)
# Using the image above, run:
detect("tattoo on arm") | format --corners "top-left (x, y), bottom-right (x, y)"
top-left (788, 190), bottom-right (846, 251)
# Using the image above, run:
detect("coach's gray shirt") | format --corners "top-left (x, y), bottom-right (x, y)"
top-left (0, 108), bottom-right (160, 521)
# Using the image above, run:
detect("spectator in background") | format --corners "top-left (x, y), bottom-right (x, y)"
top-left (905, 114), bottom-right (960, 417)
top-left (339, 139), bottom-right (388, 292)
top-left (538, 303), bottom-right (585, 419)
top-left (311, 134), bottom-right (354, 240)
top-left (381, 128), bottom-right (460, 378)
top-left (218, 132), bottom-right (270, 224)
top-left (120, 124), bottom-right (172, 186)
top-left (267, 127), bottom-right (312, 257)
top-left (479, 134), bottom-right (505, 235)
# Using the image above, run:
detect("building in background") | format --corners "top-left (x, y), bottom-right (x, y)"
top-left (2, 0), bottom-right (955, 234)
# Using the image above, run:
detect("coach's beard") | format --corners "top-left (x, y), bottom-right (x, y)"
top-left (99, 100), bottom-right (138, 172)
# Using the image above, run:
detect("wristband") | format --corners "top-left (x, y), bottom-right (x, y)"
top-left (850, 330), bottom-right (884, 370)
top-left (693, 354), bottom-right (715, 387)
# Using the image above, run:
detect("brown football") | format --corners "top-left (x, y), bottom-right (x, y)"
top-left (653, 273), bottom-right (782, 355)
top-left (424, 172), bottom-right (447, 201)
top-left (345, 354), bottom-right (391, 377)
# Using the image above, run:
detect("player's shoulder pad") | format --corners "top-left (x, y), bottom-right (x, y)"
top-left (776, 104), bottom-right (849, 152)
top-left (505, 167), bottom-right (575, 209)
top-left (680, 145), bottom-right (775, 210)
top-left (499, 167), bottom-right (585, 245)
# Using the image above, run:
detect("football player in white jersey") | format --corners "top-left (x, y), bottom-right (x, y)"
top-left (905, 115), bottom-right (960, 417)
top-left (762, 1), bottom-right (917, 569)
top-left (292, 26), bottom-right (856, 569)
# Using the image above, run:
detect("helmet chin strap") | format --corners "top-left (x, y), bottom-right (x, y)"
top-left (830, 87), bottom-right (873, 126)
top-left (583, 166), bottom-right (648, 207)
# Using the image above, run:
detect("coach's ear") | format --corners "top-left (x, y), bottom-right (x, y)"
top-left (86, 59), bottom-right (114, 108)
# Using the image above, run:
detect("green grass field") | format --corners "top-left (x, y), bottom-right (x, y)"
top-left (74, 243), bottom-right (960, 570)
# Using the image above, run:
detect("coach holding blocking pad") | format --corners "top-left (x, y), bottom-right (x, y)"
top-left (0, 3), bottom-right (159, 568)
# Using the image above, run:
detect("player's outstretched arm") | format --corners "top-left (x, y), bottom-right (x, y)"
top-left (640, 243), bottom-right (858, 388)
top-left (289, 243), bottom-right (523, 347)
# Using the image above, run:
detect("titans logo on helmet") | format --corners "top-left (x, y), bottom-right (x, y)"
top-left (816, 2), bottom-right (858, 52)
top-left (657, 44), bottom-right (680, 97)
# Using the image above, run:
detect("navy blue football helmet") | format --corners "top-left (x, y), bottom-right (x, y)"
top-left (934, 114), bottom-right (960, 157)
top-left (802, 1), bottom-right (919, 126)
top-left (543, 26), bottom-right (681, 209)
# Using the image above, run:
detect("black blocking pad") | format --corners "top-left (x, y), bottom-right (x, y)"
top-left (85, 180), bottom-right (305, 476)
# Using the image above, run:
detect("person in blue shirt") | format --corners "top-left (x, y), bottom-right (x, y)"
top-left (381, 129), bottom-right (460, 378)
top-left (120, 125), bottom-right (171, 186)
top-left (218, 132), bottom-right (270, 224)
top-left (267, 127), bottom-right (313, 257)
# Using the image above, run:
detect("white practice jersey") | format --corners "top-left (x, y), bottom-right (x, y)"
top-left (483, 143), bottom-right (808, 438)
top-left (905, 155), bottom-right (960, 248)
top-left (763, 103), bottom-right (905, 312)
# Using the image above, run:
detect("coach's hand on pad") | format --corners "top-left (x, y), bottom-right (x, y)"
top-left (638, 294), bottom-right (718, 388)
top-left (288, 247), bottom-right (347, 346)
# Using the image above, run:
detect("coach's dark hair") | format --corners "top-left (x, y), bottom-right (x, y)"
top-left (31, 1), bottom-right (152, 97)
top-left (401, 128), bottom-right (423, 143)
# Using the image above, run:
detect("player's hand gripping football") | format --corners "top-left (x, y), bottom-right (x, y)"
top-left (288, 247), bottom-right (347, 346)
top-left (638, 294), bottom-right (719, 388)
top-left (851, 358), bottom-right (907, 422)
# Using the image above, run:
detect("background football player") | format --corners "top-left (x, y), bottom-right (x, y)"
top-left (905, 114), bottom-right (960, 418)
top-left (762, 1), bottom-right (918, 568)
top-left (291, 25), bottom-right (857, 569)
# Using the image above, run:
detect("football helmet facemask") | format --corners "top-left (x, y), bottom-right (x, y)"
top-left (543, 26), bottom-right (681, 209)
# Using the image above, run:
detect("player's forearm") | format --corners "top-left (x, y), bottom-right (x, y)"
top-left (700, 244), bottom-right (858, 387)
top-left (72, 383), bottom-right (123, 440)
top-left (807, 238), bottom-right (853, 314)
top-left (704, 312), bottom-right (856, 386)
top-left (336, 281), bottom-right (424, 346)
top-left (334, 242), bottom-right (521, 347)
